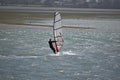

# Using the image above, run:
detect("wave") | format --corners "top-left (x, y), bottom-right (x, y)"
top-left (0, 51), bottom-right (76, 59)
top-left (48, 50), bottom-right (76, 56)
top-left (0, 55), bottom-right (40, 59)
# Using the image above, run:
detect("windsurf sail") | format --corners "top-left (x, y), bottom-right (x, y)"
top-left (53, 12), bottom-right (64, 52)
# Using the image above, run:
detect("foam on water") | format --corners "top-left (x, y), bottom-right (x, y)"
top-left (62, 50), bottom-right (76, 55)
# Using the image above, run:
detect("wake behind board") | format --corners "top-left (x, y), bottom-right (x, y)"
top-left (53, 12), bottom-right (64, 53)
top-left (48, 51), bottom-right (76, 56)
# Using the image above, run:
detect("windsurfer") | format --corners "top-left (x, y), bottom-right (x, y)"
top-left (48, 38), bottom-right (56, 54)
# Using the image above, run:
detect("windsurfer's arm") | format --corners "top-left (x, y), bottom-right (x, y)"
top-left (51, 41), bottom-right (57, 43)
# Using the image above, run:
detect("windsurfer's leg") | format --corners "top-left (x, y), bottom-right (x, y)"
top-left (53, 48), bottom-right (56, 54)
top-left (50, 47), bottom-right (56, 54)
top-left (52, 47), bottom-right (56, 54)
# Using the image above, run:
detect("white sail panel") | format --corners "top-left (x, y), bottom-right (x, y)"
top-left (53, 12), bottom-right (64, 52)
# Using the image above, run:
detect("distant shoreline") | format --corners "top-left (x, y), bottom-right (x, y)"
top-left (0, 6), bottom-right (120, 14)
top-left (0, 6), bottom-right (120, 32)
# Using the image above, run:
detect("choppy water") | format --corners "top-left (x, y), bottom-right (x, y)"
top-left (0, 28), bottom-right (120, 80)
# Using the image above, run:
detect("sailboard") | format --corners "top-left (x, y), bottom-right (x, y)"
top-left (53, 12), bottom-right (64, 52)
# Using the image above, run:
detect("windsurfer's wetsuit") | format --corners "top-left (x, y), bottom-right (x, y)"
top-left (48, 39), bottom-right (56, 54)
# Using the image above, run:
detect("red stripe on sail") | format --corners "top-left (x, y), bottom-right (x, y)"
top-left (54, 36), bottom-right (59, 52)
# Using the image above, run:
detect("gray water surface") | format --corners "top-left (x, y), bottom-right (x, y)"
top-left (0, 28), bottom-right (120, 80)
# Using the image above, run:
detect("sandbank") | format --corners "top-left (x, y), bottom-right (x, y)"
top-left (0, 23), bottom-right (51, 29)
